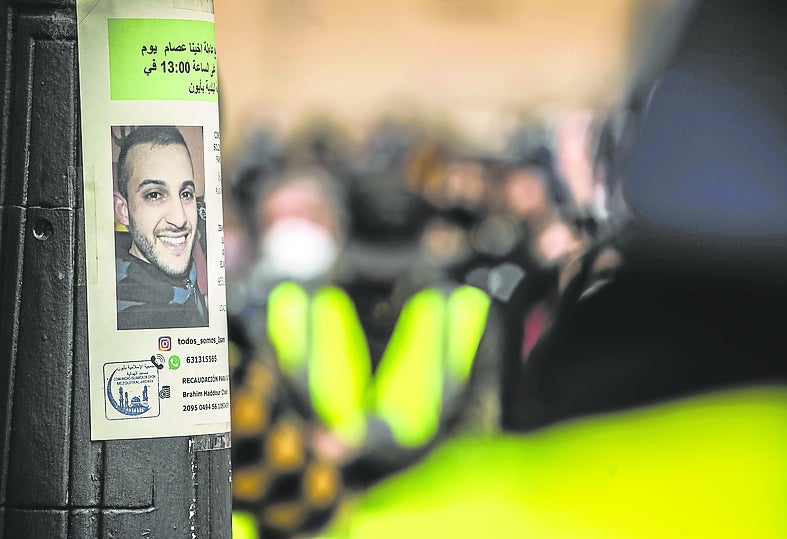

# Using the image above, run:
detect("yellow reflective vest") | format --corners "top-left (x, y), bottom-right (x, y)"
top-left (232, 511), bottom-right (259, 539)
top-left (325, 386), bottom-right (787, 538)
top-left (267, 282), bottom-right (491, 448)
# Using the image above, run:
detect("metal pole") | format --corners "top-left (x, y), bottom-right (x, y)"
top-left (0, 1), bottom-right (231, 536)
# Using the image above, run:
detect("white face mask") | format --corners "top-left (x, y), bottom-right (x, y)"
top-left (260, 217), bottom-right (339, 281)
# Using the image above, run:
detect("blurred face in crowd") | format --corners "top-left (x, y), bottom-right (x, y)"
top-left (443, 160), bottom-right (487, 210)
top-left (420, 217), bottom-right (471, 266)
top-left (260, 176), bottom-right (340, 237)
top-left (256, 174), bottom-right (342, 281)
top-left (534, 219), bottom-right (583, 266)
top-left (501, 167), bottom-right (550, 223)
top-left (114, 142), bottom-right (198, 278)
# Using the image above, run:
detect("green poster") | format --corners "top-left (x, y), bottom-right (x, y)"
top-left (108, 18), bottom-right (218, 102)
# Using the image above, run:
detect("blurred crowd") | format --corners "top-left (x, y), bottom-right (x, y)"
top-left (220, 1), bottom-right (787, 537)
top-left (223, 111), bottom-right (609, 538)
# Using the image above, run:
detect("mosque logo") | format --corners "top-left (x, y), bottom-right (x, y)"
top-left (104, 360), bottom-right (161, 420)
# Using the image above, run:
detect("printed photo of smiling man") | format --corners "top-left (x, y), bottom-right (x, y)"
top-left (112, 125), bottom-right (209, 330)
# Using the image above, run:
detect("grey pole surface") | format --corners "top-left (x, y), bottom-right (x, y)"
top-left (0, 1), bottom-right (231, 537)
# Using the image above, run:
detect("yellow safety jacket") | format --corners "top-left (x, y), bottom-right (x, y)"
top-left (232, 511), bottom-right (258, 539)
top-left (325, 385), bottom-right (787, 538)
top-left (266, 282), bottom-right (491, 449)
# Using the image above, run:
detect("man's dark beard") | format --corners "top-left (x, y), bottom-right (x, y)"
top-left (128, 215), bottom-right (191, 279)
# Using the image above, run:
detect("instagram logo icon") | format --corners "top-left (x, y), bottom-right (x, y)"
top-left (158, 336), bottom-right (172, 352)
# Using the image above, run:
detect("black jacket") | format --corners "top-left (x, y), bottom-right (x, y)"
top-left (115, 232), bottom-right (208, 330)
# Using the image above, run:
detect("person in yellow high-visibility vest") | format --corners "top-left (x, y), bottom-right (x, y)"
top-left (266, 277), bottom-right (495, 486)
top-left (230, 156), bottom-right (502, 535)
top-left (238, 157), bottom-right (502, 488)
top-left (228, 162), bottom-right (353, 539)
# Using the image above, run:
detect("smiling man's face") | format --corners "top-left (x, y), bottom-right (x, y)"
top-left (116, 142), bottom-right (197, 278)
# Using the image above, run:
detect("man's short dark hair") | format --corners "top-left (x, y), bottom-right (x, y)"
top-left (116, 126), bottom-right (191, 199)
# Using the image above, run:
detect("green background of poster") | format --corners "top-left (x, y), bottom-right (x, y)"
top-left (108, 18), bottom-right (218, 102)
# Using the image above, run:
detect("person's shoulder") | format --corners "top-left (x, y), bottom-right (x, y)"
top-left (115, 232), bottom-right (137, 284)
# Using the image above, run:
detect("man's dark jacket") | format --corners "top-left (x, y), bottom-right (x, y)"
top-left (115, 232), bottom-right (208, 330)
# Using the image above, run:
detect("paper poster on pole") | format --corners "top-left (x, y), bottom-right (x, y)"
top-left (77, 0), bottom-right (230, 440)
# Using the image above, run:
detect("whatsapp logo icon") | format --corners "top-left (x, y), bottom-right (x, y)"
top-left (168, 355), bottom-right (181, 370)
